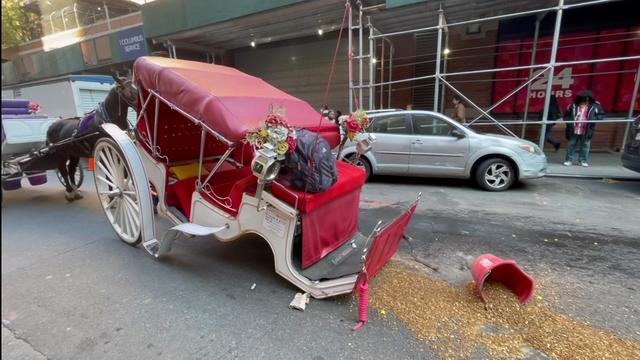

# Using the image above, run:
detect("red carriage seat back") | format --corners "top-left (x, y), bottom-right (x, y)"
top-left (169, 167), bottom-right (257, 219)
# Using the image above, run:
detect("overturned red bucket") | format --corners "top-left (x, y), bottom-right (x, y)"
top-left (471, 253), bottom-right (535, 304)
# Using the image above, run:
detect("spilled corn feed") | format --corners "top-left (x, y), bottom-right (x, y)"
top-left (369, 262), bottom-right (640, 360)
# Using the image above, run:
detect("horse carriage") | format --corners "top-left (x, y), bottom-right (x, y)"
top-left (1, 78), bottom-right (136, 201)
top-left (1, 100), bottom-right (84, 196)
top-left (91, 56), bottom-right (419, 302)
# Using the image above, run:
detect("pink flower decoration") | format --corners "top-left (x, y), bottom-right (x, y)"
top-left (346, 118), bottom-right (360, 133)
top-left (286, 137), bottom-right (297, 153)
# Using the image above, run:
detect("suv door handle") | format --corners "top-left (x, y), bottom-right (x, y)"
top-left (412, 139), bottom-right (423, 145)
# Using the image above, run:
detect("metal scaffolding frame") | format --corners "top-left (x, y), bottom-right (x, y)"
top-left (347, 0), bottom-right (640, 149)
top-left (347, 1), bottom-right (395, 112)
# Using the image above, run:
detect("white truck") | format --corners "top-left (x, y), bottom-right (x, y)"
top-left (1, 74), bottom-right (136, 123)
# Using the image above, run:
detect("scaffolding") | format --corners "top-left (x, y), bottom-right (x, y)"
top-left (347, 0), bottom-right (640, 150)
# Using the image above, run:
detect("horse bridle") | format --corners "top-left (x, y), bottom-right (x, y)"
top-left (116, 80), bottom-right (138, 109)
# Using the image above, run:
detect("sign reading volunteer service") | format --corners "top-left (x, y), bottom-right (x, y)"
top-left (117, 25), bottom-right (147, 61)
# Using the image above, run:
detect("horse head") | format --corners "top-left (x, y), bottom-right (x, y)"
top-left (111, 75), bottom-right (138, 109)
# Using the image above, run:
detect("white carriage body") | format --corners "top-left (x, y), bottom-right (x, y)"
top-left (1, 116), bottom-right (56, 160)
top-left (94, 57), bottom-right (418, 299)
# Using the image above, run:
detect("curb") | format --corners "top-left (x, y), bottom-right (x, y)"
top-left (545, 173), bottom-right (640, 181)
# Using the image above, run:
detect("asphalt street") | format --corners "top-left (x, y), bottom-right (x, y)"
top-left (2, 172), bottom-right (639, 359)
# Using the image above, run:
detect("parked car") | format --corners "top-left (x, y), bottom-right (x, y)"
top-left (342, 110), bottom-right (547, 191)
top-left (621, 117), bottom-right (640, 173)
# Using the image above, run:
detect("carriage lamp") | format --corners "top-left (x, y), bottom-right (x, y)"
top-left (356, 133), bottom-right (377, 155)
top-left (252, 144), bottom-right (281, 209)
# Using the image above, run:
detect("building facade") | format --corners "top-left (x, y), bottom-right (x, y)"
top-left (2, 0), bottom-right (638, 150)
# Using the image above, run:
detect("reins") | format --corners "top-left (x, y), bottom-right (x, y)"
top-left (303, 1), bottom-right (350, 194)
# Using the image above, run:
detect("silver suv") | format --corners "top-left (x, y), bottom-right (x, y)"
top-left (342, 110), bottom-right (547, 191)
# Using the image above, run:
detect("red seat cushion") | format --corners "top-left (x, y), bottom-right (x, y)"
top-left (271, 161), bottom-right (366, 214)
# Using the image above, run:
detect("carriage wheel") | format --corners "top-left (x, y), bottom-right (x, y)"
top-left (93, 138), bottom-right (142, 245)
top-left (55, 163), bottom-right (84, 189)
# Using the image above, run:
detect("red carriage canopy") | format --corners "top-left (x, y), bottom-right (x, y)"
top-left (133, 56), bottom-right (339, 147)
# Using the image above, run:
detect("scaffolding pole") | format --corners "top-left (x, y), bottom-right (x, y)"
top-left (348, 3), bottom-right (354, 112)
top-left (440, 23), bottom-right (449, 114)
top-left (380, 39), bottom-right (385, 109)
top-left (388, 46), bottom-right (394, 108)
top-left (434, 8), bottom-right (444, 112)
top-left (539, 0), bottom-right (564, 149)
top-left (522, 15), bottom-right (543, 137)
top-left (103, 1), bottom-right (111, 30)
top-left (368, 18), bottom-right (375, 110)
top-left (621, 61), bottom-right (640, 150)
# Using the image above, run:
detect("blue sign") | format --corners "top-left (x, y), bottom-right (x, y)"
top-left (117, 25), bottom-right (147, 61)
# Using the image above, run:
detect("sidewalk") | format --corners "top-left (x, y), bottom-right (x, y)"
top-left (544, 150), bottom-right (640, 180)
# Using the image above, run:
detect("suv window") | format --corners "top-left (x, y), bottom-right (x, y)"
top-left (369, 115), bottom-right (410, 134)
top-left (412, 114), bottom-right (454, 136)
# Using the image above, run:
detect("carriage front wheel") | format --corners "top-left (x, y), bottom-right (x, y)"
top-left (93, 138), bottom-right (142, 245)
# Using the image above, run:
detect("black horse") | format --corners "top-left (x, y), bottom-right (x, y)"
top-left (45, 75), bottom-right (138, 201)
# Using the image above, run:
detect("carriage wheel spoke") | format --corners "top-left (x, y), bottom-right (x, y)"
top-left (122, 202), bottom-right (132, 236)
top-left (96, 175), bottom-right (117, 188)
top-left (97, 160), bottom-right (115, 183)
top-left (104, 148), bottom-right (122, 186)
top-left (122, 202), bottom-right (136, 236)
top-left (111, 198), bottom-right (120, 228)
top-left (123, 193), bottom-right (140, 213)
top-left (105, 196), bottom-right (118, 209)
top-left (123, 199), bottom-right (140, 228)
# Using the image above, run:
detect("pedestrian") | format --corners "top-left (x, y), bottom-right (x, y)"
top-left (539, 94), bottom-right (562, 152)
top-left (451, 95), bottom-right (466, 124)
top-left (563, 90), bottom-right (605, 167)
top-left (334, 110), bottom-right (342, 125)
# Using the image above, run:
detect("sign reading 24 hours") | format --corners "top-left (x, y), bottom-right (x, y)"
top-left (530, 67), bottom-right (575, 99)
top-left (117, 25), bottom-right (148, 61)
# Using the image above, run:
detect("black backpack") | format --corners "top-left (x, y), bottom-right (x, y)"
top-left (284, 128), bottom-right (337, 193)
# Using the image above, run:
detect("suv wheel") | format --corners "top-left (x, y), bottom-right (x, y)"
top-left (347, 154), bottom-right (372, 181)
top-left (475, 158), bottom-right (515, 191)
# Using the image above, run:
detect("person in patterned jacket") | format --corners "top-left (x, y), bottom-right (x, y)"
top-left (563, 90), bottom-right (605, 167)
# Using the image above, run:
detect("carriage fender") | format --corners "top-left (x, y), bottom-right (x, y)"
top-left (99, 123), bottom-right (157, 246)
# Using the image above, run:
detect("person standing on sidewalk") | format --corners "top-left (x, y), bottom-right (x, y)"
top-left (539, 94), bottom-right (562, 152)
top-left (563, 90), bottom-right (604, 167)
top-left (452, 95), bottom-right (466, 124)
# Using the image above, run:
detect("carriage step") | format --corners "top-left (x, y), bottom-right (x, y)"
top-left (143, 223), bottom-right (229, 258)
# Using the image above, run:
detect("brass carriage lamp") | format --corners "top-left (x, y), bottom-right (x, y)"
top-left (251, 144), bottom-right (281, 209)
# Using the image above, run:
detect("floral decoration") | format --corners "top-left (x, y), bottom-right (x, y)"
top-left (342, 109), bottom-right (370, 141)
top-left (28, 101), bottom-right (41, 113)
top-left (244, 111), bottom-right (297, 157)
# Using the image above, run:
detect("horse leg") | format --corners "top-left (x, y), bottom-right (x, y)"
top-left (58, 159), bottom-right (75, 202)
top-left (68, 156), bottom-right (83, 200)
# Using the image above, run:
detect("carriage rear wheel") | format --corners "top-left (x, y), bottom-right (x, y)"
top-left (55, 162), bottom-right (84, 189)
top-left (93, 138), bottom-right (142, 245)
